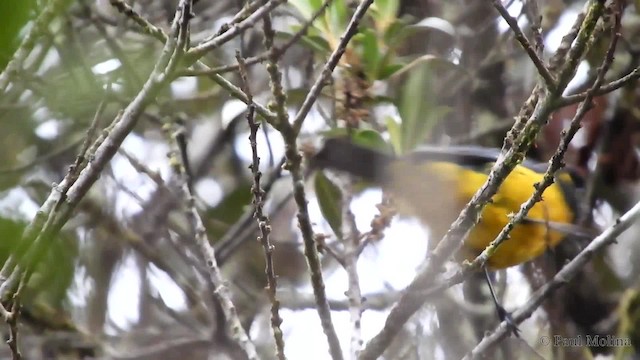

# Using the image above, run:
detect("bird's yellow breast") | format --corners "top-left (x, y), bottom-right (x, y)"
top-left (385, 161), bottom-right (575, 269)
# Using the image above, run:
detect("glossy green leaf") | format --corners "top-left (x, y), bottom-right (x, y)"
top-left (315, 171), bottom-right (343, 239)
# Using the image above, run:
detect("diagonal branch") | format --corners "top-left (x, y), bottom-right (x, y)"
top-left (491, 0), bottom-right (556, 91)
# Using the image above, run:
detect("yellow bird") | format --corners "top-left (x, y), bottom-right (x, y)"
top-left (310, 137), bottom-right (583, 269)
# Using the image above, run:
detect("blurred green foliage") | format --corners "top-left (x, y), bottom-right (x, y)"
top-left (206, 183), bottom-right (253, 241)
top-left (0, 216), bottom-right (76, 323)
top-left (0, 0), bottom-right (36, 71)
top-left (388, 58), bottom-right (452, 154)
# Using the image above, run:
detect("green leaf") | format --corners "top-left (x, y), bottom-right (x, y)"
top-left (379, 63), bottom-right (404, 80)
top-left (358, 29), bottom-right (381, 80)
top-left (351, 129), bottom-right (391, 153)
top-left (315, 171), bottom-right (343, 239)
top-left (394, 56), bottom-right (456, 153)
top-left (207, 184), bottom-right (253, 241)
top-left (397, 61), bottom-right (433, 153)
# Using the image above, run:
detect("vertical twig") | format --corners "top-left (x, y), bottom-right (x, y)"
top-left (578, 0), bottom-right (624, 224)
top-left (237, 52), bottom-right (286, 360)
top-left (340, 184), bottom-right (363, 358)
top-left (1, 300), bottom-right (20, 360)
top-left (253, 0), bottom-right (379, 359)
top-left (165, 115), bottom-right (258, 359)
top-left (269, 2), bottom-right (378, 358)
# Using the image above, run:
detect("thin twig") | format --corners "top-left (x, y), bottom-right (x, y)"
top-left (108, 0), bottom-right (167, 42)
top-left (285, 140), bottom-right (345, 360)
top-left (118, 149), bottom-right (166, 187)
top-left (174, 0), bottom-right (334, 78)
top-left (556, 65), bottom-right (640, 107)
top-left (261, 0), bottom-right (288, 131)
top-left (548, 7), bottom-right (586, 74)
top-left (185, 0), bottom-right (286, 64)
top-left (201, 68), bottom-right (278, 122)
top-left (492, 0), bottom-right (556, 91)
top-left (210, 0), bottom-right (263, 38)
top-left (237, 52), bottom-right (286, 360)
top-left (578, 0), bottom-right (623, 222)
top-left (341, 184), bottom-right (364, 358)
top-left (1, 299), bottom-right (20, 360)
top-left (165, 117), bottom-right (259, 359)
top-left (280, 290), bottom-right (398, 311)
top-left (275, 2), bottom-right (379, 359)
top-left (108, 0), bottom-right (279, 122)
top-left (164, 4), bottom-right (257, 358)
top-left (214, 158), bottom-right (286, 263)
